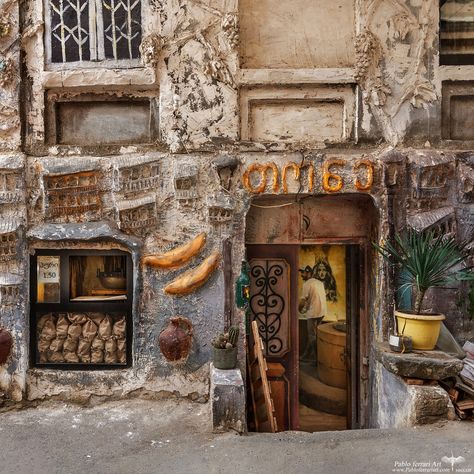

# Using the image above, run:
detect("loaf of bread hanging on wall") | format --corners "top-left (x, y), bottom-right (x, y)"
top-left (164, 250), bottom-right (221, 296)
top-left (142, 233), bottom-right (206, 269)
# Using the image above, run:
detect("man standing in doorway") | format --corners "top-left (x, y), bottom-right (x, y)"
top-left (298, 265), bottom-right (327, 361)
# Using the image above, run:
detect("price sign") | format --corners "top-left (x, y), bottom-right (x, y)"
top-left (37, 256), bottom-right (60, 283)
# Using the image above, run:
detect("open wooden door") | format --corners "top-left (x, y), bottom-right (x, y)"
top-left (247, 245), bottom-right (299, 431)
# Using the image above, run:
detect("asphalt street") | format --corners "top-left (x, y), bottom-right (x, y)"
top-left (0, 399), bottom-right (472, 474)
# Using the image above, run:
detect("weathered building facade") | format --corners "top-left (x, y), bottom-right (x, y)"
top-left (0, 0), bottom-right (472, 430)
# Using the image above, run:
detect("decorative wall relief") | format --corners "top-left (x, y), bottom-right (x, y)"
top-left (242, 163), bottom-right (279, 194)
top-left (0, 15), bottom-right (11, 38)
top-left (118, 195), bottom-right (158, 237)
top-left (458, 160), bottom-right (474, 204)
top-left (164, 250), bottom-right (221, 296)
top-left (44, 171), bottom-right (103, 220)
top-left (221, 13), bottom-right (239, 50)
top-left (0, 231), bottom-right (17, 262)
top-left (139, 33), bottom-right (162, 68)
top-left (0, 220), bottom-right (19, 263)
top-left (118, 161), bottom-right (160, 195)
top-left (411, 162), bottom-right (454, 201)
top-left (142, 233), bottom-right (206, 269)
top-left (0, 56), bottom-right (15, 88)
top-left (207, 194), bottom-right (234, 224)
top-left (407, 206), bottom-right (456, 237)
top-left (0, 273), bottom-right (21, 306)
top-left (198, 30), bottom-right (235, 88)
top-left (158, 316), bottom-right (193, 362)
top-left (241, 159), bottom-right (376, 195)
top-left (0, 170), bottom-right (21, 203)
top-left (357, 0), bottom-right (438, 144)
top-left (173, 162), bottom-right (199, 203)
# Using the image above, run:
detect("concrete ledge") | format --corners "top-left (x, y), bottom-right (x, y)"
top-left (210, 363), bottom-right (245, 433)
top-left (375, 343), bottom-right (464, 380)
top-left (373, 360), bottom-right (454, 428)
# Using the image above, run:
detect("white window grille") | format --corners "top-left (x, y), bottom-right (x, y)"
top-left (45, 0), bottom-right (142, 65)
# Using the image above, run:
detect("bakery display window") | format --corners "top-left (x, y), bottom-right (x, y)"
top-left (30, 249), bottom-right (132, 369)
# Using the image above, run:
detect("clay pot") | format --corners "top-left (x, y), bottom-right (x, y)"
top-left (213, 346), bottom-right (237, 370)
top-left (0, 328), bottom-right (13, 365)
top-left (159, 316), bottom-right (193, 362)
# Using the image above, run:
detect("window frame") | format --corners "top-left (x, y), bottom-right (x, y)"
top-left (43, 0), bottom-right (143, 70)
top-left (30, 248), bottom-right (134, 371)
top-left (439, 0), bottom-right (474, 66)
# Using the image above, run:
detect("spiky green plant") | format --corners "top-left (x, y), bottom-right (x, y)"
top-left (212, 326), bottom-right (240, 349)
top-left (228, 326), bottom-right (239, 347)
top-left (374, 229), bottom-right (474, 314)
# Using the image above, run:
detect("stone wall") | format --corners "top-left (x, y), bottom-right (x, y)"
top-left (0, 0), bottom-right (471, 413)
top-left (372, 360), bottom-right (453, 428)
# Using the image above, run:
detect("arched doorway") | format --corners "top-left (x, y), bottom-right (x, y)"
top-left (245, 193), bottom-right (378, 432)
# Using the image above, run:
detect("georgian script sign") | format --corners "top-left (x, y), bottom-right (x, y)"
top-left (37, 256), bottom-right (60, 283)
top-left (242, 158), bottom-right (375, 194)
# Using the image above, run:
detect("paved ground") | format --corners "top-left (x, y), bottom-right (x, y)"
top-left (0, 399), bottom-right (473, 474)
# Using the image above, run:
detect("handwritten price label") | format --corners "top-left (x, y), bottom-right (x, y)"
top-left (37, 256), bottom-right (60, 283)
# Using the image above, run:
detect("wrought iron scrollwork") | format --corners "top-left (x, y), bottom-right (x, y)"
top-left (249, 261), bottom-right (286, 356)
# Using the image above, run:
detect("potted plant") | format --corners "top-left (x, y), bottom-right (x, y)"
top-left (374, 228), bottom-right (473, 350)
top-left (212, 326), bottom-right (239, 369)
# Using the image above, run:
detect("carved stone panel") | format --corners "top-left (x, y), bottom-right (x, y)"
top-left (0, 231), bottom-right (18, 263)
top-left (0, 171), bottom-right (21, 203)
top-left (207, 195), bottom-right (234, 224)
top-left (173, 162), bottom-right (198, 203)
top-left (458, 160), bottom-right (474, 203)
top-left (249, 258), bottom-right (290, 358)
top-left (119, 162), bottom-right (160, 195)
top-left (44, 171), bottom-right (102, 220)
top-left (0, 220), bottom-right (20, 263)
top-left (0, 274), bottom-right (21, 306)
top-left (407, 206), bottom-right (456, 237)
top-left (118, 195), bottom-right (158, 237)
top-left (408, 156), bottom-right (455, 211)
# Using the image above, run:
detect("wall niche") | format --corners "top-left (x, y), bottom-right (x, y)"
top-left (45, 92), bottom-right (159, 147)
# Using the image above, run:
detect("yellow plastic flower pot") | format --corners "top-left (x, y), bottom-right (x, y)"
top-left (395, 310), bottom-right (445, 350)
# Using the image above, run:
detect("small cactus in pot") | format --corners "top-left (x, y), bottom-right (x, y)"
top-left (212, 326), bottom-right (239, 369)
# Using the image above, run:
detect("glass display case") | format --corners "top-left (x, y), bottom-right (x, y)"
top-left (30, 249), bottom-right (133, 369)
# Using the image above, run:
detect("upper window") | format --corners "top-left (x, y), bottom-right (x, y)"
top-left (45, 0), bottom-right (142, 65)
top-left (440, 0), bottom-right (474, 65)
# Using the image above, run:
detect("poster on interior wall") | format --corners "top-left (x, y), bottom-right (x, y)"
top-left (298, 245), bottom-right (346, 323)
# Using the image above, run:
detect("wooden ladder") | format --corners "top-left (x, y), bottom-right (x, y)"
top-left (247, 320), bottom-right (278, 433)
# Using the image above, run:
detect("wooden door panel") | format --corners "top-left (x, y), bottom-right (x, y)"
top-left (249, 258), bottom-right (290, 357)
top-left (247, 245), bottom-right (299, 430)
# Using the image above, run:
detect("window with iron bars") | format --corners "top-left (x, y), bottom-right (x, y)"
top-left (45, 0), bottom-right (142, 65)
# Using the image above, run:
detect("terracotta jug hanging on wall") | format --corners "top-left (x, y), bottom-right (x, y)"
top-left (158, 316), bottom-right (193, 362)
top-left (0, 328), bottom-right (13, 365)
